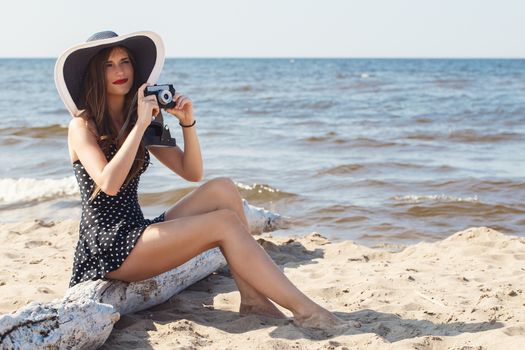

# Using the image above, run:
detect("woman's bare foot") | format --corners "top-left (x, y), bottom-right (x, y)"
top-left (293, 304), bottom-right (360, 331)
top-left (239, 298), bottom-right (288, 319)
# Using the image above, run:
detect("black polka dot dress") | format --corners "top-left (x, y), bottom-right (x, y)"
top-left (69, 143), bottom-right (166, 287)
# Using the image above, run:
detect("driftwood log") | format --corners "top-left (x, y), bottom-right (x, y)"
top-left (0, 200), bottom-right (288, 349)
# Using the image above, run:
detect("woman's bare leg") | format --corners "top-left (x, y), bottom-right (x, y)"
top-left (105, 208), bottom-right (343, 329)
top-left (161, 177), bottom-right (285, 318)
top-left (160, 177), bottom-right (345, 327)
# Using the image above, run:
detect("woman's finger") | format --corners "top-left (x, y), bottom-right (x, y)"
top-left (177, 96), bottom-right (190, 108)
top-left (138, 84), bottom-right (153, 104)
top-left (179, 97), bottom-right (192, 109)
top-left (152, 106), bottom-right (160, 116)
top-left (175, 94), bottom-right (185, 105)
top-left (147, 98), bottom-right (159, 107)
top-left (137, 82), bottom-right (149, 96)
top-left (150, 100), bottom-right (160, 115)
top-left (176, 97), bottom-right (186, 108)
top-left (139, 96), bottom-right (156, 107)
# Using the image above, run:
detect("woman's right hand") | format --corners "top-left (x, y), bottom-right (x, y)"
top-left (136, 83), bottom-right (160, 131)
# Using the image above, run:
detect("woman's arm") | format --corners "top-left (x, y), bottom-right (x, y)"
top-left (149, 93), bottom-right (203, 182)
top-left (149, 123), bottom-right (203, 182)
top-left (69, 119), bottom-right (146, 196)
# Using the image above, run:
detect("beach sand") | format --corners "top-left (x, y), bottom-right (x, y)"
top-left (1, 219), bottom-right (524, 349)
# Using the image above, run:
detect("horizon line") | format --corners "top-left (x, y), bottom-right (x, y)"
top-left (0, 56), bottom-right (524, 60)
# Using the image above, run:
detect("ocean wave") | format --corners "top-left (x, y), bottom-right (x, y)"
top-left (301, 100), bottom-right (338, 110)
top-left (422, 178), bottom-right (525, 193)
top-left (468, 179), bottom-right (525, 192)
top-left (405, 130), bottom-right (522, 143)
top-left (231, 84), bottom-right (253, 92)
top-left (318, 164), bottom-right (364, 175)
top-left (405, 133), bottom-right (438, 141)
top-left (304, 131), bottom-right (338, 143)
top-left (0, 124), bottom-right (68, 139)
top-left (41, 107), bottom-right (69, 116)
top-left (236, 182), bottom-right (296, 202)
top-left (316, 204), bottom-right (374, 214)
top-left (0, 176), bottom-right (78, 206)
top-left (433, 78), bottom-right (471, 89)
top-left (318, 162), bottom-right (452, 176)
top-left (393, 201), bottom-right (525, 218)
top-left (448, 130), bottom-right (522, 143)
top-left (348, 80), bottom-right (384, 90)
top-left (392, 194), bottom-right (480, 204)
top-left (346, 137), bottom-right (400, 148)
top-left (1, 137), bottom-right (22, 146)
top-left (414, 117), bottom-right (433, 124)
top-left (334, 216), bottom-right (368, 223)
top-left (140, 181), bottom-right (297, 206)
top-left (351, 179), bottom-right (393, 188)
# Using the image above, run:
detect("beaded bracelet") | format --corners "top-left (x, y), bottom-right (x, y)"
top-left (179, 120), bottom-right (196, 128)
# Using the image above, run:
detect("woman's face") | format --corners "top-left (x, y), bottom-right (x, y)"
top-left (104, 47), bottom-right (134, 97)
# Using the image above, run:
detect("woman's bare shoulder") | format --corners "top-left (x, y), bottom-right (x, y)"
top-left (68, 116), bottom-right (100, 163)
top-left (68, 116), bottom-right (98, 135)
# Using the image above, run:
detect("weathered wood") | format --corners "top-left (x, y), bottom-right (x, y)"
top-left (0, 201), bottom-right (287, 349)
top-left (243, 199), bottom-right (288, 234)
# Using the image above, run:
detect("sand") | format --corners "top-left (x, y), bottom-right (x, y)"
top-left (1, 219), bottom-right (524, 349)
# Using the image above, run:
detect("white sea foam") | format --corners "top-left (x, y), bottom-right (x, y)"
top-left (235, 181), bottom-right (281, 193)
top-left (0, 176), bottom-right (79, 204)
top-left (392, 194), bottom-right (480, 204)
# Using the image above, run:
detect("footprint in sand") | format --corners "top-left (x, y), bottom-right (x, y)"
top-left (37, 287), bottom-right (53, 294)
top-left (502, 325), bottom-right (525, 336)
top-left (24, 240), bottom-right (53, 248)
top-left (34, 219), bottom-right (56, 228)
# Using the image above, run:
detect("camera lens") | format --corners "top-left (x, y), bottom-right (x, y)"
top-left (157, 90), bottom-right (173, 105)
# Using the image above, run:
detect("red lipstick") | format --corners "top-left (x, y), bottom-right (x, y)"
top-left (113, 78), bottom-right (128, 85)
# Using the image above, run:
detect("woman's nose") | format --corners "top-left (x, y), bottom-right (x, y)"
top-left (115, 63), bottom-right (125, 75)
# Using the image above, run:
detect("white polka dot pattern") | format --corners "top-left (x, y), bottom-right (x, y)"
top-left (69, 143), bottom-right (165, 287)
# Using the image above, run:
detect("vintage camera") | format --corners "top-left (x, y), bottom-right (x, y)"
top-left (144, 84), bottom-right (176, 109)
top-left (142, 83), bottom-right (177, 148)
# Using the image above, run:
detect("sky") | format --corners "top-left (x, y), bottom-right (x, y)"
top-left (0, 0), bottom-right (523, 58)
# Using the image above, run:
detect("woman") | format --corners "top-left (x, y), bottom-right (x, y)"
top-left (55, 30), bottom-right (346, 331)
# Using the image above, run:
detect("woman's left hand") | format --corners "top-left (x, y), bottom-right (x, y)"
top-left (165, 93), bottom-right (194, 125)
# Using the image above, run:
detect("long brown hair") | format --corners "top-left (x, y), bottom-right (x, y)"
top-left (78, 45), bottom-right (145, 202)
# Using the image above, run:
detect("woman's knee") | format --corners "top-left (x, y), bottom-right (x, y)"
top-left (214, 208), bottom-right (247, 240)
top-left (206, 177), bottom-right (239, 199)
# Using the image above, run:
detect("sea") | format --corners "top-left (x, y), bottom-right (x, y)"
top-left (0, 58), bottom-right (524, 245)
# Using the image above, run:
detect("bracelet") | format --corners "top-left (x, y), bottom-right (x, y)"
top-left (179, 120), bottom-right (196, 128)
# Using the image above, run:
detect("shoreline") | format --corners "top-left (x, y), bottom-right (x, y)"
top-left (1, 219), bottom-right (524, 348)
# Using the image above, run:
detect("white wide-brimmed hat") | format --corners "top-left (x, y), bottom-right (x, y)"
top-left (54, 30), bottom-right (165, 118)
